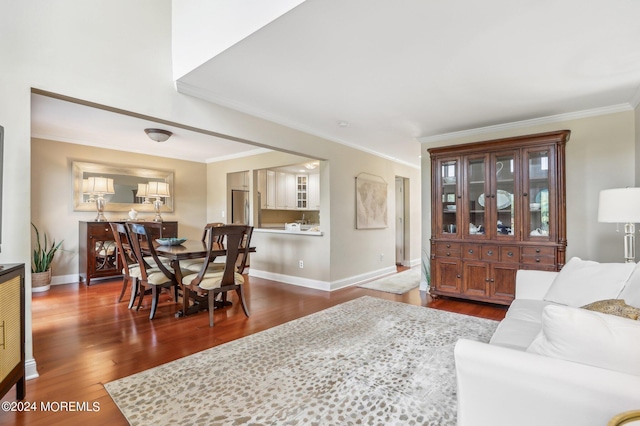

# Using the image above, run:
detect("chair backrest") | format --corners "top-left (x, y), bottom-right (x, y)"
top-left (126, 223), bottom-right (175, 283)
top-left (193, 224), bottom-right (253, 287)
top-left (110, 222), bottom-right (138, 275)
top-left (201, 222), bottom-right (225, 243)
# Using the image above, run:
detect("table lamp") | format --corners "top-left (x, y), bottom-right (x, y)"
top-left (86, 177), bottom-right (115, 222)
top-left (147, 181), bottom-right (170, 222)
top-left (598, 187), bottom-right (640, 262)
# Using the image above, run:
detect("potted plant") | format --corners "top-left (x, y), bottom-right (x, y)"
top-left (31, 223), bottom-right (64, 292)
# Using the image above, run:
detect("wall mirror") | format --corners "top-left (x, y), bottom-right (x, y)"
top-left (72, 161), bottom-right (174, 213)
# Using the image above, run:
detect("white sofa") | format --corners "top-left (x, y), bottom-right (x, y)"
top-left (455, 258), bottom-right (640, 426)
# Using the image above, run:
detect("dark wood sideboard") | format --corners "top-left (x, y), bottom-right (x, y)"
top-left (79, 221), bottom-right (178, 286)
top-left (0, 264), bottom-right (26, 401)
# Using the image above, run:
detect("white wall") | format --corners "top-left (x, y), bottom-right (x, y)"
top-left (421, 110), bottom-right (636, 265)
top-left (2, 1), bottom-right (421, 376)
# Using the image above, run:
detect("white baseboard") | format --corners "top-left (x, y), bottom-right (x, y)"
top-left (25, 358), bottom-right (39, 380)
top-left (51, 274), bottom-right (80, 286)
top-left (250, 265), bottom-right (398, 292)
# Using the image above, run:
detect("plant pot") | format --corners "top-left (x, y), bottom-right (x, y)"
top-left (32, 269), bottom-right (52, 293)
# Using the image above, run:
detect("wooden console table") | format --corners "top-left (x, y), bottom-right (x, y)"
top-left (79, 221), bottom-right (178, 285)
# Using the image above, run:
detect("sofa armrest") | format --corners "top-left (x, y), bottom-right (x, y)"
top-left (455, 339), bottom-right (640, 426)
top-left (515, 269), bottom-right (557, 300)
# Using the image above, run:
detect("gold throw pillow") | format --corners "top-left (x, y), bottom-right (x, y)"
top-left (581, 299), bottom-right (640, 321)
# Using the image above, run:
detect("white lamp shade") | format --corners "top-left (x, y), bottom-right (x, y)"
top-left (147, 181), bottom-right (170, 198)
top-left (136, 183), bottom-right (148, 197)
top-left (86, 177), bottom-right (115, 195)
top-left (598, 188), bottom-right (640, 223)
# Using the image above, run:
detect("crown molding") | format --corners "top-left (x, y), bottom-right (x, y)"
top-left (418, 103), bottom-right (634, 145)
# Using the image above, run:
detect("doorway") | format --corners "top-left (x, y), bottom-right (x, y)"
top-left (395, 176), bottom-right (410, 266)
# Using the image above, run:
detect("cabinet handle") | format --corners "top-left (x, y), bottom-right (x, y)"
top-left (485, 278), bottom-right (490, 282)
top-left (535, 258), bottom-right (541, 263)
top-left (457, 195), bottom-right (462, 199)
top-left (446, 244), bottom-right (451, 248)
top-left (536, 248), bottom-right (541, 253)
top-left (491, 194), bottom-right (495, 198)
top-left (457, 274), bottom-right (461, 279)
top-left (468, 249), bottom-right (474, 254)
top-left (490, 278), bottom-right (495, 282)
top-left (507, 251), bottom-right (514, 257)
top-left (487, 250), bottom-right (493, 256)
top-left (0, 320), bottom-right (4, 349)
top-left (523, 192), bottom-right (528, 196)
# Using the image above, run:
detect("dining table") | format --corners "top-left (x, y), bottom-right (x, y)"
top-left (150, 239), bottom-right (256, 318)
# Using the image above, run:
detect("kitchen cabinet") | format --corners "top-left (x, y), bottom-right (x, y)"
top-left (275, 172), bottom-right (296, 209)
top-left (308, 173), bottom-right (320, 210)
top-left (79, 221), bottom-right (178, 285)
top-left (296, 174), bottom-right (308, 209)
top-left (429, 130), bottom-right (569, 305)
top-left (259, 169), bottom-right (320, 211)
top-left (228, 171), bottom-right (249, 190)
top-left (0, 264), bottom-right (25, 401)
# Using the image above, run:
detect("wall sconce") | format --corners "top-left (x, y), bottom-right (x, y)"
top-left (86, 176), bottom-right (115, 222)
top-left (598, 187), bottom-right (640, 262)
top-left (144, 128), bottom-right (172, 143)
top-left (147, 181), bottom-right (170, 222)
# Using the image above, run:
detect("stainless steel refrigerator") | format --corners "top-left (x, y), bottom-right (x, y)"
top-left (231, 190), bottom-right (250, 224)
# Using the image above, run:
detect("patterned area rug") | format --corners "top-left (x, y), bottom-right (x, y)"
top-left (104, 296), bottom-right (498, 425)
top-left (357, 267), bottom-right (420, 294)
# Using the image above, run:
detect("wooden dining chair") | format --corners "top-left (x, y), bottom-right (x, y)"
top-left (182, 222), bottom-right (226, 273)
top-left (126, 223), bottom-right (181, 319)
top-left (181, 224), bottom-right (253, 327)
top-left (109, 222), bottom-right (140, 307)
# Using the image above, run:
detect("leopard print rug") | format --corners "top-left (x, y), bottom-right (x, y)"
top-left (104, 296), bottom-right (498, 425)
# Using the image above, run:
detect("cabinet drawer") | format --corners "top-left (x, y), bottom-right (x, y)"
top-left (500, 246), bottom-right (519, 263)
top-left (462, 244), bottom-right (481, 260)
top-left (88, 224), bottom-right (114, 239)
top-left (481, 245), bottom-right (499, 261)
top-left (435, 242), bottom-right (461, 257)
top-left (521, 246), bottom-right (555, 257)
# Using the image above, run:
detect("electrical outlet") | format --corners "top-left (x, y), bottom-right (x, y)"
top-left (380, 253), bottom-right (384, 261)
top-left (299, 260), bottom-right (304, 268)
top-left (221, 210), bottom-right (225, 218)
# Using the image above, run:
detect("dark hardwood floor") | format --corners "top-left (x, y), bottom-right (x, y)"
top-left (1, 270), bottom-right (506, 425)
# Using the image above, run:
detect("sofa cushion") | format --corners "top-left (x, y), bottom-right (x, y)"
top-left (489, 318), bottom-right (541, 351)
top-left (505, 299), bottom-right (557, 322)
top-left (582, 299), bottom-right (640, 320)
top-left (619, 263), bottom-right (640, 309)
top-left (543, 257), bottom-right (635, 307)
top-left (526, 304), bottom-right (640, 376)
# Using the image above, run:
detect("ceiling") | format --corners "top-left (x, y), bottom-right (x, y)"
top-left (32, 1), bottom-right (640, 168)
top-left (177, 0), bottom-right (640, 167)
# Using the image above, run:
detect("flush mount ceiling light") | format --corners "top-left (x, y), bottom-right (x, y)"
top-left (337, 120), bottom-right (349, 128)
top-left (305, 162), bottom-right (318, 170)
top-left (144, 128), bottom-right (173, 142)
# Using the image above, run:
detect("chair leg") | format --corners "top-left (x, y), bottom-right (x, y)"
top-left (128, 278), bottom-right (138, 309)
top-left (149, 286), bottom-right (160, 320)
top-left (136, 283), bottom-right (146, 311)
top-left (118, 275), bottom-right (129, 302)
top-left (236, 286), bottom-right (250, 318)
top-left (208, 291), bottom-right (215, 327)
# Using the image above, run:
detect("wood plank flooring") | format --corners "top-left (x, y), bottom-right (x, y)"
top-left (0, 271), bottom-right (506, 425)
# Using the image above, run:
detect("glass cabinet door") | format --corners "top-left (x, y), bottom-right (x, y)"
top-left (526, 149), bottom-right (551, 239)
top-left (466, 157), bottom-right (487, 237)
top-left (440, 159), bottom-right (458, 236)
top-left (494, 153), bottom-right (516, 238)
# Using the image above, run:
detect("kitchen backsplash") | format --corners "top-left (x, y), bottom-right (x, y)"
top-left (261, 209), bottom-right (319, 225)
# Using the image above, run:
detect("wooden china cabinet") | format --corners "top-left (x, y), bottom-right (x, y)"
top-left (429, 130), bottom-right (570, 305)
